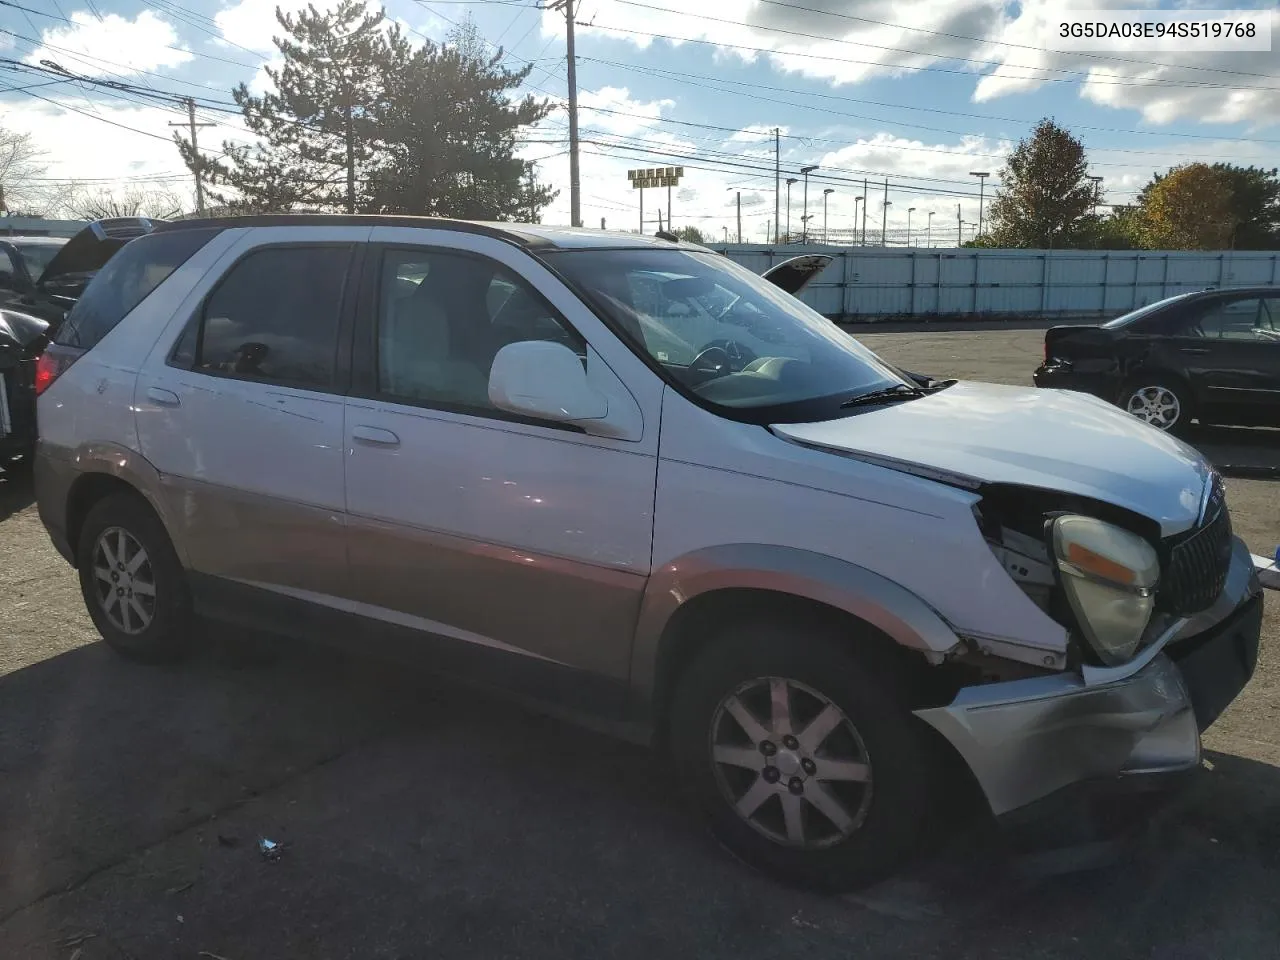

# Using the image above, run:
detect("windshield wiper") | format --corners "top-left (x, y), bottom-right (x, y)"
top-left (838, 383), bottom-right (927, 409)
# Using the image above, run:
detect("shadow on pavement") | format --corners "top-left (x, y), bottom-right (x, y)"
top-left (3, 630), bottom-right (1280, 959)
top-left (1186, 423), bottom-right (1280, 478)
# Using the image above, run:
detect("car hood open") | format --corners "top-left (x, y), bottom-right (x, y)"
top-left (760, 255), bottom-right (831, 295)
top-left (771, 380), bottom-right (1213, 537)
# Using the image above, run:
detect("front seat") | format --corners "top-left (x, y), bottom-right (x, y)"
top-left (381, 277), bottom-right (489, 406)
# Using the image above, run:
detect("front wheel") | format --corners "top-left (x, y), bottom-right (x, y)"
top-left (669, 622), bottom-right (933, 891)
top-left (1121, 378), bottom-right (1192, 434)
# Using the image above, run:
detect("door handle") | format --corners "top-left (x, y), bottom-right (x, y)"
top-left (145, 386), bottom-right (181, 407)
top-left (1179, 348), bottom-right (1210, 355)
top-left (352, 425), bottom-right (400, 448)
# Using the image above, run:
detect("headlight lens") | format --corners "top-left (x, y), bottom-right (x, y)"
top-left (1051, 515), bottom-right (1160, 665)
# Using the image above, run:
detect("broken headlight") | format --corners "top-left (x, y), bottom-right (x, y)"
top-left (1051, 515), bottom-right (1159, 666)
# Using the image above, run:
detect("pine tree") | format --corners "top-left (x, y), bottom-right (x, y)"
top-left (179, 0), bottom-right (394, 214)
top-left (986, 119), bottom-right (1094, 248)
top-left (365, 18), bottom-right (555, 219)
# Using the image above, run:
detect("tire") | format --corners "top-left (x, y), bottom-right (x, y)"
top-left (669, 620), bottom-right (934, 891)
top-left (76, 490), bottom-right (195, 663)
top-left (1119, 377), bottom-right (1193, 434)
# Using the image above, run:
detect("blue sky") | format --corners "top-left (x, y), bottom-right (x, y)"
top-left (1, 0), bottom-right (1277, 242)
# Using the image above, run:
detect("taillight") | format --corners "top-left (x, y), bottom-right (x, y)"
top-left (34, 344), bottom-right (84, 396)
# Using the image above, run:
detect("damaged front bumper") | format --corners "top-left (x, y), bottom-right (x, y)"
top-left (917, 536), bottom-right (1267, 818)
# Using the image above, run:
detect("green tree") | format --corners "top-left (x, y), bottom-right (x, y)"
top-left (1207, 165), bottom-right (1277, 248)
top-left (985, 119), bottom-right (1095, 248)
top-left (675, 225), bottom-right (706, 243)
top-left (1138, 163), bottom-right (1235, 250)
top-left (180, 0), bottom-right (392, 214)
top-left (365, 17), bottom-right (554, 219)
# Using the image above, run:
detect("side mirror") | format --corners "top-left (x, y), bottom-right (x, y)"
top-left (488, 340), bottom-right (608, 423)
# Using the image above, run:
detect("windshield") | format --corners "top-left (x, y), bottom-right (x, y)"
top-left (1102, 292), bottom-right (1197, 329)
top-left (545, 248), bottom-right (907, 418)
top-left (13, 241), bottom-right (65, 277)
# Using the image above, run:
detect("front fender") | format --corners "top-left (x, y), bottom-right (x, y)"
top-left (629, 543), bottom-right (962, 713)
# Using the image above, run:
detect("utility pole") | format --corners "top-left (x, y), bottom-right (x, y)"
top-left (926, 211), bottom-right (934, 248)
top-left (907, 207), bottom-right (915, 247)
top-left (169, 97), bottom-right (214, 215)
top-left (729, 189), bottom-right (741, 243)
top-left (823, 188), bottom-right (834, 243)
top-left (667, 179), bottom-right (672, 232)
top-left (550, 0), bottom-right (582, 227)
top-left (881, 179), bottom-right (889, 246)
top-left (861, 178), bottom-right (868, 245)
top-left (957, 203), bottom-right (962, 245)
top-left (774, 128), bottom-right (780, 244)
top-left (1087, 175), bottom-right (1104, 217)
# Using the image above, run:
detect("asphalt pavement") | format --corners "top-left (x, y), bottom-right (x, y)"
top-left (2, 327), bottom-right (1279, 960)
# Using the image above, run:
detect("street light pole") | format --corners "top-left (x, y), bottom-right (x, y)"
top-left (785, 177), bottom-right (797, 242)
top-left (907, 207), bottom-right (916, 247)
top-left (881, 199), bottom-right (891, 246)
top-left (727, 187), bottom-right (742, 243)
top-left (926, 211), bottom-right (934, 248)
top-left (800, 164), bottom-right (818, 243)
top-left (970, 171), bottom-right (989, 237)
top-left (853, 196), bottom-right (863, 244)
top-left (823, 188), bottom-right (834, 243)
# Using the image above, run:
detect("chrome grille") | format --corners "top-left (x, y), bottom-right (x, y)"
top-left (1159, 475), bottom-right (1232, 616)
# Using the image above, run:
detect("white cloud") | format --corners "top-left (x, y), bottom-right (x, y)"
top-left (214, 0), bottom-right (340, 54)
top-left (23, 11), bottom-right (192, 77)
top-left (578, 86), bottom-right (674, 134)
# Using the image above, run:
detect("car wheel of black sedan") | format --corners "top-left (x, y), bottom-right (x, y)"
top-left (1120, 378), bottom-right (1192, 433)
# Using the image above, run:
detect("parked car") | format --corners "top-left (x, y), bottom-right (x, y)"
top-left (0, 218), bottom-right (163, 328)
top-left (34, 216), bottom-right (1272, 890)
top-left (1033, 287), bottom-right (1280, 433)
top-left (0, 307), bottom-right (51, 468)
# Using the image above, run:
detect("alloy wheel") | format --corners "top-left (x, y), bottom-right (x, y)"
top-left (709, 677), bottom-right (873, 849)
top-left (91, 526), bottom-right (157, 635)
top-left (1126, 385), bottom-right (1181, 430)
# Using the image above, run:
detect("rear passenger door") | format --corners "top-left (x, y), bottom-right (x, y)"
top-left (341, 229), bottom-right (661, 715)
top-left (1175, 294), bottom-right (1280, 419)
top-left (135, 228), bottom-right (367, 608)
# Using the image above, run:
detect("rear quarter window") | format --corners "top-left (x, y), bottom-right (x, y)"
top-left (54, 228), bottom-right (220, 350)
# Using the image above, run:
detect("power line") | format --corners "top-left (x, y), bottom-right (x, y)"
top-left (583, 56), bottom-right (1280, 149)
top-left (622, 0), bottom-right (1280, 83)
top-left (580, 20), bottom-right (1280, 92)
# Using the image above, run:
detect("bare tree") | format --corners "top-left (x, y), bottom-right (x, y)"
top-left (64, 185), bottom-right (185, 221)
top-left (0, 126), bottom-right (63, 215)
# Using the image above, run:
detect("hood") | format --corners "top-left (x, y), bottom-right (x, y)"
top-left (37, 217), bottom-right (164, 289)
top-left (771, 380), bottom-right (1212, 537)
top-left (761, 255), bottom-right (832, 295)
top-left (0, 308), bottom-right (50, 353)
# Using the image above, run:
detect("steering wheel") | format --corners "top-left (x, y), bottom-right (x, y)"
top-left (689, 345), bottom-right (732, 378)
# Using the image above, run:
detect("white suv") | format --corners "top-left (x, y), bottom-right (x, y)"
top-left (34, 216), bottom-right (1271, 890)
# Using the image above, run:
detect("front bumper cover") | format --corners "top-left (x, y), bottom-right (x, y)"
top-left (917, 536), bottom-right (1265, 817)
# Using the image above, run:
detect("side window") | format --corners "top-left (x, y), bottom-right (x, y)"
top-left (0, 249), bottom-right (16, 289)
top-left (375, 248), bottom-right (585, 411)
top-left (1191, 297), bottom-right (1268, 340)
top-left (55, 228), bottom-right (219, 350)
top-left (195, 245), bottom-right (351, 389)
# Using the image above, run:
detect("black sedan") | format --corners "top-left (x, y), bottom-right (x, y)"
top-left (1033, 286), bottom-right (1280, 433)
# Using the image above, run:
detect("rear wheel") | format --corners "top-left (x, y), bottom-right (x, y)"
top-left (76, 491), bottom-right (195, 662)
top-left (669, 621), bottom-right (933, 891)
top-left (1121, 378), bottom-right (1192, 434)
